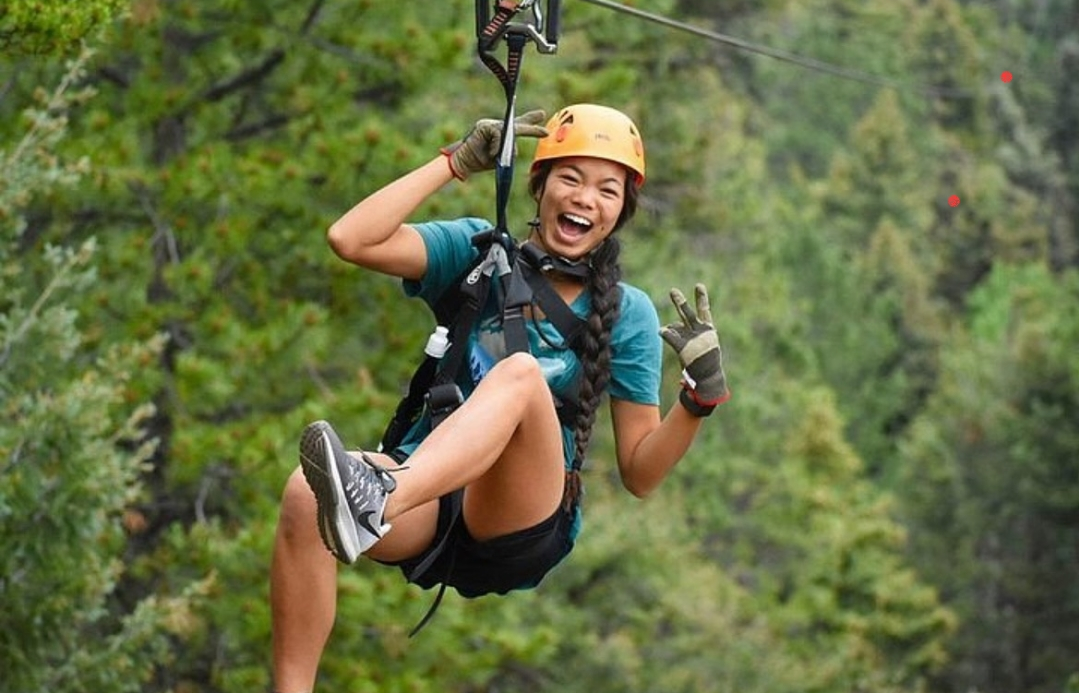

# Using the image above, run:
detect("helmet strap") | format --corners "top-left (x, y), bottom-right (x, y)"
top-left (524, 219), bottom-right (596, 279)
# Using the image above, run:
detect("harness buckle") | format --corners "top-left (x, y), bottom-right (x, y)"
top-left (426, 383), bottom-right (465, 428)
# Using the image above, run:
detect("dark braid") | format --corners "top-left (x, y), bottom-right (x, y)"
top-left (527, 159), bottom-right (641, 508)
top-left (572, 236), bottom-right (622, 467)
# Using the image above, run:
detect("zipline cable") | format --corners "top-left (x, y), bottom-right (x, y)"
top-left (578, 0), bottom-right (976, 99)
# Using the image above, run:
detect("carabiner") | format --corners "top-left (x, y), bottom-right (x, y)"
top-left (476, 0), bottom-right (559, 55)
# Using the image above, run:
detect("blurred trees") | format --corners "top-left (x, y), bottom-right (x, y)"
top-left (899, 264), bottom-right (1079, 692)
top-left (0, 0), bottom-right (127, 55)
top-left (0, 33), bottom-right (205, 693)
top-left (1, 0), bottom-right (1076, 691)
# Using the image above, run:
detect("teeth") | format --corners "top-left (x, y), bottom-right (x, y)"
top-left (563, 213), bottom-right (592, 228)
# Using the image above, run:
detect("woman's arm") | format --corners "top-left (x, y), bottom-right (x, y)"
top-left (610, 282), bottom-right (730, 497)
top-left (326, 155), bottom-right (455, 280)
top-left (329, 111), bottom-right (548, 280)
top-left (610, 398), bottom-right (704, 498)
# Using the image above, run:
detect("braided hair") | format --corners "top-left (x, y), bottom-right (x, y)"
top-left (527, 161), bottom-right (641, 494)
top-left (571, 236), bottom-right (622, 465)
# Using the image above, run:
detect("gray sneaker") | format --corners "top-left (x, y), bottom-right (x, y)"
top-left (299, 420), bottom-right (397, 563)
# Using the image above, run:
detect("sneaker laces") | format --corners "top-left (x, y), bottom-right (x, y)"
top-left (354, 451), bottom-right (402, 494)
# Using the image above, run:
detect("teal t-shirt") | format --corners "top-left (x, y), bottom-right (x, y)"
top-left (397, 217), bottom-right (663, 536)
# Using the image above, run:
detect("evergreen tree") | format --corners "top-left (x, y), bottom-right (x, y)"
top-left (0, 47), bottom-right (205, 693)
top-left (0, 0), bottom-right (126, 55)
top-left (4, 1), bottom-right (1068, 690)
top-left (899, 263), bottom-right (1079, 693)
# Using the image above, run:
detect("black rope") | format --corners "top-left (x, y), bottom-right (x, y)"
top-left (476, 4), bottom-right (537, 239)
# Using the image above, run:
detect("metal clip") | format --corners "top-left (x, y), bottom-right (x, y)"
top-left (478, 0), bottom-right (559, 54)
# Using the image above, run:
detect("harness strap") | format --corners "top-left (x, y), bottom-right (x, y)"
top-left (409, 580), bottom-right (451, 639)
top-left (380, 236), bottom-right (594, 451)
top-left (432, 244), bottom-right (502, 390)
top-left (406, 490), bottom-right (463, 637)
top-left (501, 256), bottom-right (532, 355)
top-left (476, 2), bottom-right (529, 242)
top-left (398, 0), bottom-right (565, 638)
top-left (488, 33), bottom-right (527, 237)
top-left (477, 1), bottom-right (525, 56)
top-left (378, 354), bottom-right (438, 453)
top-left (517, 257), bottom-right (586, 351)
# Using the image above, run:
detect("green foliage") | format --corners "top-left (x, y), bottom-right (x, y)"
top-left (0, 52), bottom-right (94, 231)
top-left (0, 0), bottom-right (126, 56)
top-left (0, 50), bottom-right (205, 693)
top-left (669, 380), bottom-right (955, 691)
top-left (739, 0), bottom-right (915, 177)
top-left (899, 264), bottom-right (1079, 693)
top-left (514, 476), bottom-right (802, 693)
top-left (0, 0), bottom-right (1076, 691)
top-left (784, 88), bottom-right (945, 471)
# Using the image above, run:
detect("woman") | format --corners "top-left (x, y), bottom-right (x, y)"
top-left (270, 104), bottom-right (730, 692)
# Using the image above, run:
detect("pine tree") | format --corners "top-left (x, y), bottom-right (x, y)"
top-left (0, 47), bottom-right (205, 693)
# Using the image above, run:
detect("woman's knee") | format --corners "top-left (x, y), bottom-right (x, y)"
top-left (277, 467), bottom-right (317, 544)
top-left (488, 352), bottom-right (545, 390)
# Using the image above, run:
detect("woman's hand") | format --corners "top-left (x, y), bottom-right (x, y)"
top-left (441, 110), bottom-right (548, 180)
top-left (660, 283), bottom-right (730, 413)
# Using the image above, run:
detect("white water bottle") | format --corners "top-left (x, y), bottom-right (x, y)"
top-left (425, 326), bottom-right (451, 358)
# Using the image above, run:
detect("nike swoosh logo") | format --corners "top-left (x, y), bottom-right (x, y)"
top-left (356, 510), bottom-right (380, 537)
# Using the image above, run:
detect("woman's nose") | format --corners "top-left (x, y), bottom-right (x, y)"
top-left (570, 185), bottom-right (597, 209)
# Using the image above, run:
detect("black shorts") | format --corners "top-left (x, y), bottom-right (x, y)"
top-left (379, 489), bottom-right (576, 598)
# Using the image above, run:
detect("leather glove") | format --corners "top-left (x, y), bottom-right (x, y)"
top-left (441, 110), bottom-right (548, 180)
top-left (660, 283), bottom-right (731, 414)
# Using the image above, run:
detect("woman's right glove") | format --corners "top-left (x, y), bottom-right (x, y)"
top-left (660, 283), bottom-right (731, 417)
top-left (441, 110), bottom-right (548, 180)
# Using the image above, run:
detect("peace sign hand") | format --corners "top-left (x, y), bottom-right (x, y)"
top-left (660, 283), bottom-right (730, 408)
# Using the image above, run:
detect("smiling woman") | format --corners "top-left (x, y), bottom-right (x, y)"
top-left (531, 157), bottom-right (628, 258)
top-left (269, 103), bottom-right (731, 693)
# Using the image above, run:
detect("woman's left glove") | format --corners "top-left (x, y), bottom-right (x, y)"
top-left (441, 110), bottom-right (548, 180)
top-left (660, 283), bottom-right (731, 416)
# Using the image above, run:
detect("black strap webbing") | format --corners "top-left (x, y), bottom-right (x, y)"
top-left (518, 260), bottom-right (585, 351)
top-left (378, 238), bottom-right (590, 451)
top-left (500, 257), bottom-right (532, 355)
top-left (405, 490), bottom-right (463, 637)
top-left (378, 354), bottom-right (439, 453)
top-left (434, 255), bottom-right (495, 389)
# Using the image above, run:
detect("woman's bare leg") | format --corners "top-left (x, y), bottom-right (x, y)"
top-left (272, 352), bottom-right (567, 689)
top-left (271, 468), bottom-right (336, 693)
top-left (272, 468), bottom-right (442, 690)
top-left (384, 352), bottom-right (567, 540)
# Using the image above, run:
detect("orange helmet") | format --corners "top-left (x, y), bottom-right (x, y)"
top-left (531, 104), bottom-right (646, 186)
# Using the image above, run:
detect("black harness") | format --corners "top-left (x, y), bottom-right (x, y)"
top-left (389, 0), bottom-right (570, 637)
top-left (378, 230), bottom-right (590, 454)
top-left (382, 229), bottom-right (599, 638)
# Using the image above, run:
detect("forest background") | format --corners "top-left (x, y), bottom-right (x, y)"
top-left (2, 1), bottom-right (1077, 692)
